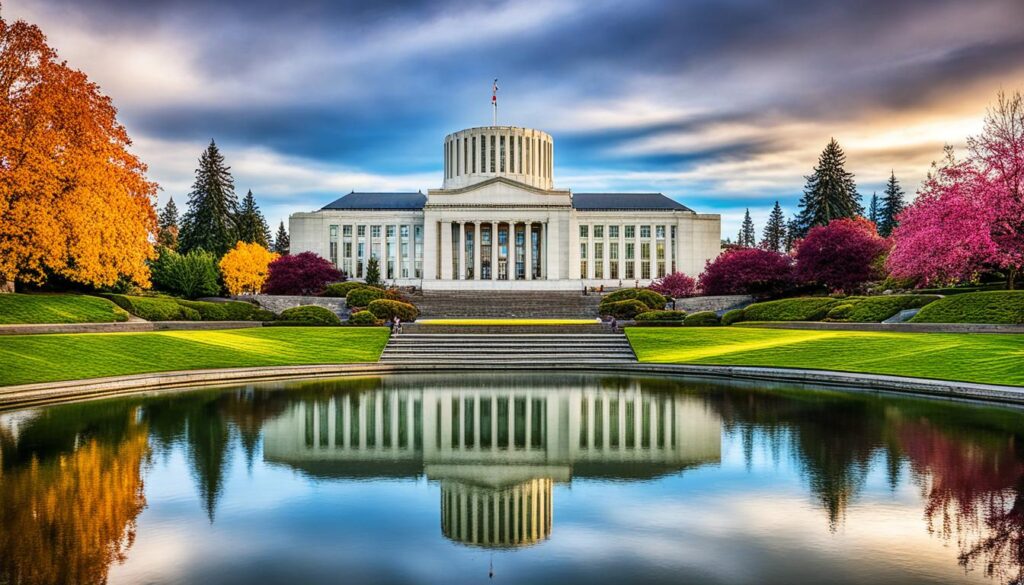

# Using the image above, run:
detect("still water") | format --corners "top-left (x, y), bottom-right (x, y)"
top-left (1, 373), bottom-right (1023, 585)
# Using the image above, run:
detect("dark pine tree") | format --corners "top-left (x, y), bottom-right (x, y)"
top-left (795, 138), bottom-right (862, 237)
top-left (179, 140), bottom-right (238, 256)
top-left (868, 192), bottom-right (880, 225)
top-left (157, 197), bottom-right (180, 250)
top-left (738, 208), bottom-right (756, 247)
top-left (364, 255), bottom-right (382, 287)
top-left (878, 171), bottom-right (906, 237)
top-left (759, 201), bottom-right (787, 252)
top-left (273, 221), bottom-right (290, 255)
top-left (236, 190), bottom-right (271, 247)
top-left (784, 217), bottom-right (800, 253)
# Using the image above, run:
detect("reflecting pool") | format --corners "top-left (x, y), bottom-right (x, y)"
top-left (2, 373), bottom-right (1023, 584)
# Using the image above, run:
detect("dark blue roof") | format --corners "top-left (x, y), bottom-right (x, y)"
top-left (322, 192), bottom-right (426, 210)
top-left (572, 193), bottom-right (692, 211)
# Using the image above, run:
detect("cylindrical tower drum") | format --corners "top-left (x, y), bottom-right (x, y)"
top-left (442, 126), bottom-right (554, 190)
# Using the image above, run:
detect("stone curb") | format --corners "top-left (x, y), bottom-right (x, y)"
top-left (0, 320), bottom-right (264, 336)
top-left (2, 362), bottom-right (1022, 410)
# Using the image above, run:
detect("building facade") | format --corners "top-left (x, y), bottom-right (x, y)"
top-left (290, 125), bottom-right (721, 290)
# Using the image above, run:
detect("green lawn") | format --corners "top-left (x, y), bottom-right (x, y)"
top-left (0, 293), bottom-right (130, 324)
top-left (0, 327), bottom-right (390, 386)
top-left (626, 327), bottom-right (1024, 387)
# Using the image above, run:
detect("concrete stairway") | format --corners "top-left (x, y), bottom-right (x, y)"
top-left (379, 333), bottom-right (636, 365)
top-left (410, 291), bottom-right (602, 318)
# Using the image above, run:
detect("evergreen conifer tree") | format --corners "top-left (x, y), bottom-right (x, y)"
top-left (273, 221), bottom-right (290, 255)
top-left (878, 171), bottom-right (906, 237)
top-left (236, 190), bottom-right (271, 247)
top-left (157, 197), bottom-right (180, 250)
top-left (794, 138), bottom-right (862, 237)
top-left (759, 201), bottom-right (787, 252)
top-left (179, 140), bottom-right (238, 256)
top-left (364, 256), bottom-right (382, 287)
top-left (784, 218), bottom-right (800, 252)
top-left (738, 208), bottom-right (756, 247)
top-left (868, 192), bottom-right (880, 224)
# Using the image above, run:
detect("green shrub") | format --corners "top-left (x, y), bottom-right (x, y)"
top-left (278, 305), bottom-right (342, 325)
top-left (346, 287), bottom-right (386, 308)
top-left (742, 297), bottom-right (840, 321)
top-left (348, 310), bottom-right (382, 326)
top-left (825, 303), bottom-right (855, 321)
top-left (600, 299), bottom-right (650, 319)
top-left (721, 309), bottom-right (746, 326)
top-left (910, 291), bottom-right (1024, 324)
top-left (175, 299), bottom-right (229, 320)
top-left (635, 310), bottom-right (687, 321)
top-left (104, 294), bottom-right (201, 321)
top-left (151, 249), bottom-right (221, 299)
top-left (219, 300), bottom-right (276, 321)
top-left (600, 289), bottom-right (667, 311)
top-left (845, 295), bottom-right (941, 322)
top-left (367, 299), bottom-right (419, 322)
top-left (322, 282), bottom-right (369, 297)
top-left (684, 311), bottom-right (720, 326)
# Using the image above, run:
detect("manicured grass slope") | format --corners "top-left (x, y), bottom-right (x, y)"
top-left (0, 327), bottom-right (389, 386)
top-left (911, 291), bottom-right (1024, 324)
top-left (627, 327), bottom-right (1024, 386)
top-left (0, 294), bottom-right (129, 324)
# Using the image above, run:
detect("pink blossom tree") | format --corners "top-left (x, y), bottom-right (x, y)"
top-left (888, 91), bottom-right (1024, 289)
top-left (698, 248), bottom-right (797, 298)
top-left (795, 217), bottom-right (890, 293)
top-left (649, 272), bottom-right (698, 298)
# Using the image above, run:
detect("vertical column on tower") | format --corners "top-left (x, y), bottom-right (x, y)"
top-left (508, 221), bottom-right (517, 281)
top-left (473, 221), bottom-right (482, 280)
top-left (458, 221), bottom-right (466, 280)
top-left (525, 222), bottom-right (534, 281)
top-left (439, 220), bottom-right (452, 280)
top-left (491, 222), bottom-right (499, 281)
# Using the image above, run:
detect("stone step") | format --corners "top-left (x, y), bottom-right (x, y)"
top-left (379, 331), bottom-right (636, 364)
top-left (379, 356), bottom-right (637, 363)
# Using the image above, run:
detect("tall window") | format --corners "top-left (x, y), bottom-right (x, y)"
top-left (343, 225), bottom-right (352, 237)
top-left (472, 137), bottom-right (477, 173)
top-left (625, 243), bottom-right (635, 279)
top-left (499, 135), bottom-right (506, 173)
top-left (625, 225), bottom-right (635, 238)
top-left (656, 241), bottom-right (665, 278)
top-left (640, 225), bottom-right (651, 238)
top-left (357, 225), bottom-right (366, 237)
top-left (515, 226), bottom-right (525, 279)
top-left (580, 243), bottom-right (587, 279)
top-left (641, 242), bottom-right (651, 279)
top-left (481, 225), bottom-right (492, 280)
top-left (656, 225), bottom-right (665, 239)
top-left (609, 225), bottom-right (619, 238)
top-left (518, 136), bottom-right (523, 173)
top-left (579, 225), bottom-right (589, 238)
top-left (594, 242), bottom-right (604, 279)
top-left (609, 242), bottom-right (619, 279)
top-left (594, 225), bottom-right (604, 238)
top-left (463, 137), bottom-right (468, 175)
top-left (414, 225), bottom-right (423, 278)
top-left (329, 225), bottom-right (338, 267)
top-left (525, 138), bottom-right (531, 175)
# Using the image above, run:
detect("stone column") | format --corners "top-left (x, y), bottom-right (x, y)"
top-left (617, 223), bottom-right (625, 283)
top-left (525, 222), bottom-right (533, 281)
top-left (547, 218), bottom-right (560, 280)
top-left (665, 223), bottom-right (674, 277)
top-left (602, 223), bottom-right (611, 282)
top-left (407, 223), bottom-right (416, 279)
top-left (458, 221), bottom-right (466, 280)
top-left (423, 219), bottom-right (437, 280)
top-left (491, 222), bottom-right (499, 281)
top-left (473, 221), bottom-right (482, 280)
top-left (539, 221), bottom-right (547, 279)
top-left (508, 221), bottom-right (517, 281)
top-left (440, 220), bottom-right (452, 280)
top-left (393, 222), bottom-right (401, 281)
top-left (587, 223), bottom-right (595, 280)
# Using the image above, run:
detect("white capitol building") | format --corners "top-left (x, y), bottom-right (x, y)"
top-left (290, 124), bottom-right (721, 289)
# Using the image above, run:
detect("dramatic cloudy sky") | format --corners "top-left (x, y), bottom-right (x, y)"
top-left (6, 0), bottom-right (1024, 236)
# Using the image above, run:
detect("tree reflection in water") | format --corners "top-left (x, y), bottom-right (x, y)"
top-left (0, 375), bottom-right (1023, 584)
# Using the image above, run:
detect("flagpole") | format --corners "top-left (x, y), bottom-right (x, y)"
top-left (492, 78), bottom-right (498, 126)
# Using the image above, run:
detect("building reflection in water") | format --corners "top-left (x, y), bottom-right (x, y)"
top-left (262, 376), bottom-right (722, 548)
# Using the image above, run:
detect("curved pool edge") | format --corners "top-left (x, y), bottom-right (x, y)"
top-left (2, 362), bottom-right (1023, 410)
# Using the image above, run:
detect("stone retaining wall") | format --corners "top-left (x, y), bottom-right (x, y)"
top-left (241, 294), bottom-right (349, 318)
top-left (672, 295), bottom-right (753, 314)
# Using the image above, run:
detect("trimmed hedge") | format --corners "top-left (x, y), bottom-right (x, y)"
top-left (175, 299), bottom-right (229, 320)
top-left (346, 287), bottom-right (386, 308)
top-left (600, 289), bottom-right (667, 311)
top-left (721, 309), bottom-right (745, 326)
top-left (910, 291), bottom-right (1024, 324)
top-left (825, 303), bottom-right (855, 321)
top-left (323, 282), bottom-right (373, 297)
top-left (742, 297), bottom-right (840, 322)
top-left (104, 294), bottom-right (200, 321)
top-left (348, 310), bottom-right (382, 326)
top-left (219, 301), bottom-right (276, 321)
top-left (635, 310), bottom-right (688, 321)
top-left (367, 299), bottom-right (419, 322)
top-left (845, 295), bottom-right (940, 323)
top-left (278, 305), bottom-right (342, 326)
top-left (683, 311), bottom-right (720, 326)
top-left (600, 299), bottom-right (650, 319)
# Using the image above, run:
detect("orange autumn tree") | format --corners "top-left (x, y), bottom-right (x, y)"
top-left (219, 241), bottom-right (278, 295)
top-left (0, 16), bottom-right (158, 292)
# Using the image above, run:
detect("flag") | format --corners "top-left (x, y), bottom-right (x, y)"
top-left (492, 79), bottom-right (499, 103)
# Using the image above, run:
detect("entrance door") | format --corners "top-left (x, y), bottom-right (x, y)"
top-left (498, 259), bottom-right (508, 280)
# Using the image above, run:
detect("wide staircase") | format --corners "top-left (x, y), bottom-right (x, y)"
top-left (410, 290), bottom-right (602, 319)
top-left (380, 333), bottom-right (636, 366)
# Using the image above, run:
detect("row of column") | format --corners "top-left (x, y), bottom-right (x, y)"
top-left (351, 221), bottom-right (418, 280)
top-left (577, 222), bottom-right (676, 280)
top-left (438, 220), bottom-right (548, 281)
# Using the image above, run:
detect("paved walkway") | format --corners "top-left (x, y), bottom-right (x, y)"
top-left (0, 320), bottom-right (263, 336)
top-left (736, 322), bottom-right (1024, 334)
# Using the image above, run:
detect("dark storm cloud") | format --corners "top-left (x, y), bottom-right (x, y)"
top-left (10, 0), bottom-right (1024, 232)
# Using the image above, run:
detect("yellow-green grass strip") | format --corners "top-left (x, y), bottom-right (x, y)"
top-left (417, 318), bottom-right (601, 326)
top-left (626, 327), bottom-right (1024, 387)
top-left (0, 293), bottom-right (130, 324)
top-left (0, 327), bottom-right (390, 387)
